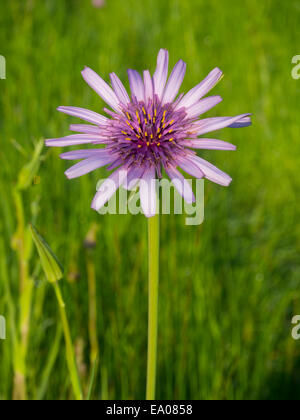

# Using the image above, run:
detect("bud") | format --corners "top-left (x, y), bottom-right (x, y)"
top-left (30, 224), bottom-right (63, 283)
top-left (17, 139), bottom-right (44, 190)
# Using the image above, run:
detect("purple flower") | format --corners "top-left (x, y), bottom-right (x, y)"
top-left (46, 49), bottom-right (251, 217)
top-left (91, 0), bottom-right (105, 8)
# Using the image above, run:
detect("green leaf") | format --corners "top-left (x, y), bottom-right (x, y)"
top-left (30, 224), bottom-right (63, 283)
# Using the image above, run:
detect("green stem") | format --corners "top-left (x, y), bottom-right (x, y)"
top-left (146, 213), bottom-right (160, 400)
top-left (52, 282), bottom-right (83, 401)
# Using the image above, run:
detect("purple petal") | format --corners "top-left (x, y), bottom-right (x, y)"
top-left (81, 67), bottom-right (121, 113)
top-left (229, 115), bottom-right (252, 128)
top-left (69, 124), bottom-right (102, 134)
top-left (165, 165), bottom-right (195, 204)
top-left (45, 134), bottom-right (106, 147)
top-left (109, 72), bottom-right (130, 105)
top-left (176, 68), bottom-right (223, 109)
top-left (189, 155), bottom-right (232, 186)
top-left (181, 139), bottom-right (236, 151)
top-left (162, 60), bottom-right (186, 105)
top-left (143, 70), bottom-right (154, 103)
top-left (65, 155), bottom-right (115, 179)
top-left (176, 156), bottom-right (204, 179)
top-left (127, 69), bottom-right (145, 102)
top-left (140, 166), bottom-right (157, 217)
top-left (106, 157), bottom-right (123, 171)
top-left (91, 167), bottom-right (129, 210)
top-left (186, 96), bottom-right (223, 119)
top-left (153, 49), bottom-right (169, 100)
top-left (60, 149), bottom-right (110, 160)
top-left (123, 165), bottom-right (145, 190)
top-left (58, 106), bottom-right (108, 126)
top-left (194, 113), bottom-right (251, 136)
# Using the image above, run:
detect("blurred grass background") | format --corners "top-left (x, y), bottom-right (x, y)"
top-left (0, 0), bottom-right (300, 400)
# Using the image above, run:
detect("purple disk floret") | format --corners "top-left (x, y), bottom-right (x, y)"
top-left (46, 49), bottom-right (251, 217)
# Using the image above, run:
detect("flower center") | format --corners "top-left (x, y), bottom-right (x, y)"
top-left (121, 103), bottom-right (176, 149)
top-left (106, 99), bottom-right (189, 170)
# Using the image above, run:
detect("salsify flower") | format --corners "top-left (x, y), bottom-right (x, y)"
top-left (91, 0), bottom-right (105, 8)
top-left (46, 49), bottom-right (251, 217)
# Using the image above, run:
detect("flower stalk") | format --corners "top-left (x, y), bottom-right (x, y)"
top-left (30, 224), bottom-right (82, 400)
top-left (146, 212), bottom-right (160, 400)
top-left (52, 282), bottom-right (83, 401)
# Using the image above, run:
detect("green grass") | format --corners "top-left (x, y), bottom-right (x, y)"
top-left (0, 0), bottom-right (300, 400)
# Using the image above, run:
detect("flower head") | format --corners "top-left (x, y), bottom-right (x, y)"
top-left (46, 49), bottom-right (251, 217)
top-left (91, 0), bottom-right (105, 8)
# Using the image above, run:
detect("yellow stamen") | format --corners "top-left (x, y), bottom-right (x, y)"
top-left (126, 120), bottom-right (133, 128)
top-left (157, 142), bottom-right (160, 146)
top-left (157, 127), bottom-right (161, 134)
top-left (159, 134), bottom-right (162, 139)
top-left (154, 108), bottom-right (157, 117)
top-left (136, 134), bottom-right (140, 139)
top-left (125, 137), bottom-right (132, 141)
top-left (169, 119), bottom-right (174, 126)
top-left (150, 134), bottom-right (153, 139)
top-left (168, 129), bottom-right (173, 134)
top-left (142, 107), bottom-right (146, 115)
top-left (145, 132), bottom-right (148, 137)
top-left (126, 112), bottom-right (131, 120)
top-left (138, 145), bottom-right (142, 148)
top-left (121, 131), bottom-right (128, 135)
top-left (147, 142), bottom-right (150, 146)
top-left (169, 138), bottom-right (174, 142)
top-left (153, 117), bottom-right (156, 123)
top-left (162, 110), bottom-right (167, 123)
